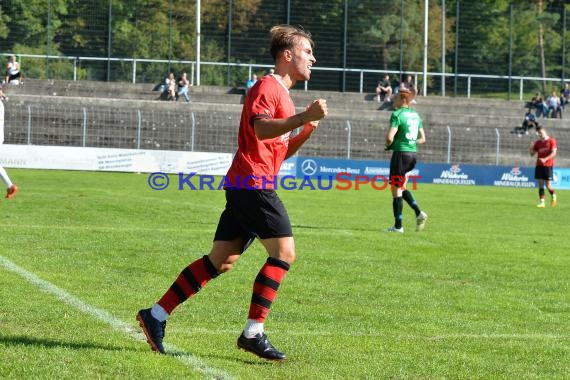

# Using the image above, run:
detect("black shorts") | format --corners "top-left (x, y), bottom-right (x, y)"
top-left (389, 151), bottom-right (417, 181)
top-left (213, 189), bottom-right (293, 252)
top-left (534, 166), bottom-right (553, 181)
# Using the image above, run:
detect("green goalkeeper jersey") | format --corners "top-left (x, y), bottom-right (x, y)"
top-left (387, 106), bottom-right (423, 152)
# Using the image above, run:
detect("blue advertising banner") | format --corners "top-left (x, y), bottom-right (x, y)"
top-left (278, 158), bottom-right (297, 177)
top-left (553, 168), bottom-right (570, 190)
top-left (418, 163), bottom-right (478, 185)
top-left (295, 157), bottom-right (390, 178)
top-left (419, 163), bottom-right (536, 188)
top-left (293, 156), bottom-right (567, 190)
top-left (490, 166), bottom-right (536, 188)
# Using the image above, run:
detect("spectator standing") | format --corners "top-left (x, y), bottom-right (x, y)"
top-left (375, 74), bottom-right (393, 103)
top-left (0, 85), bottom-right (18, 199)
top-left (560, 83), bottom-right (570, 108)
top-left (177, 72), bottom-right (191, 103)
top-left (136, 24), bottom-right (328, 361)
top-left (529, 125), bottom-right (557, 208)
top-left (5, 55), bottom-right (21, 85)
top-left (384, 87), bottom-right (427, 233)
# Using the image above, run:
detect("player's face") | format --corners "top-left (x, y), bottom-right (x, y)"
top-left (290, 38), bottom-right (316, 81)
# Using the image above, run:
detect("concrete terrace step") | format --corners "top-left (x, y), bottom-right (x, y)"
top-left (4, 79), bottom-right (569, 126)
top-left (6, 79), bottom-right (526, 109)
top-left (6, 94), bottom-right (245, 115)
top-left (8, 93), bottom-right (561, 132)
top-left (5, 79), bottom-right (245, 104)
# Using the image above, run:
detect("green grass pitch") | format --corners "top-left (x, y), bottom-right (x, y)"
top-left (1, 168), bottom-right (568, 379)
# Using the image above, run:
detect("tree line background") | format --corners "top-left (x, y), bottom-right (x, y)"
top-left (1, 0), bottom-right (569, 96)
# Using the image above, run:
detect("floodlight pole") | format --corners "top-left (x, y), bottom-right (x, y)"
top-left (441, 0), bottom-right (446, 96)
top-left (196, 0), bottom-right (201, 86)
top-left (107, 0), bottom-right (112, 81)
top-left (423, 0), bottom-right (428, 97)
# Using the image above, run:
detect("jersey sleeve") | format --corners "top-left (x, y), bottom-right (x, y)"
top-left (248, 80), bottom-right (279, 125)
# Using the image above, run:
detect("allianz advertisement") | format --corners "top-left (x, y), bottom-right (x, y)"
top-left (286, 157), bottom-right (570, 190)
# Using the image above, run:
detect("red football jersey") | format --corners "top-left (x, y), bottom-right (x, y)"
top-left (533, 137), bottom-right (557, 167)
top-left (225, 75), bottom-right (295, 189)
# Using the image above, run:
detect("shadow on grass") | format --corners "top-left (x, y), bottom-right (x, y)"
top-left (168, 348), bottom-right (287, 366)
top-left (0, 334), bottom-right (128, 352)
top-left (293, 223), bottom-right (381, 233)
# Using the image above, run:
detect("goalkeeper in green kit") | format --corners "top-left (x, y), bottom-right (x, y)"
top-left (384, 87), bottom-right (427, 233)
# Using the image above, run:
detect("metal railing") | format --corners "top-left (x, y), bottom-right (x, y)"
top-left (2, 53), bottom-right (567, 101)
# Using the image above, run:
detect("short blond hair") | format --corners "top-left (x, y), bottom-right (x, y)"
top-left (269, 25), bottom-right (314, 61)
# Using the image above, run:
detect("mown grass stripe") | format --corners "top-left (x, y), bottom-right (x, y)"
top-left (0, 255), bottom-right (234, 380)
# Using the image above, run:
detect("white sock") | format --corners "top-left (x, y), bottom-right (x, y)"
top-left (0, 166), bottom-right (13, 188)
top-left (243, 319), bottom-right (264, 338)
top-left (150, 303), bottom-right (169, 322)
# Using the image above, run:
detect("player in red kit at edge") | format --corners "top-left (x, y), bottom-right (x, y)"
top-left (136, 24), bottom-right (328, 361)
top-left (530, 125), bottom-right (557, 208)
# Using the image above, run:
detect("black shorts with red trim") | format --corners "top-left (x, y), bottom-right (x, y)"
top-left (534, 165), bottom-right (554, 181)
top-left (213, 189), bottom-right (293, 252)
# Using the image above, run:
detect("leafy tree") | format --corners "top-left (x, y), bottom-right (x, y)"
top-left (347, 0), bottom-right (451, 84)
top-left (0, 6), bottom-right (10, 40)
top-left (0, 0), bottom-right (569, 91)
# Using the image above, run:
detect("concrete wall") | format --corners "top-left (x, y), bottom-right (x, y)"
top-left (2, 79), bottom-right (569, 167)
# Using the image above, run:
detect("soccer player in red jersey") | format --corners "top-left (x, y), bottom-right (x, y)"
top-left (530, 125), bottom-right (557, 207)
top-left (137, 25), bottom-right (328, 361)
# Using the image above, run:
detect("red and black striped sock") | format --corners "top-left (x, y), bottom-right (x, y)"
top-left (248, 257), bottom-right (290, 322)
top-left (157, 255), bottom-right (218, 314)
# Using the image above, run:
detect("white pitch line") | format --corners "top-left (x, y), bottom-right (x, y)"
top-left (0, 255), bottom-right (233, 380)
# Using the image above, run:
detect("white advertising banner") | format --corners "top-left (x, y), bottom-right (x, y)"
top-left (0, 144), bottom-right (233, 175)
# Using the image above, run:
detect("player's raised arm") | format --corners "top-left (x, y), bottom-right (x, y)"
top-left (254, 98), bottom-right (327, 140)
top-left (284, 99), bottom-right (328, 159)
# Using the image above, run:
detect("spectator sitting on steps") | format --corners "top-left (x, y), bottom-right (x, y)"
top-left (546, 91), bottom-right (562, 119)
top-left (375, 74), bottom-right (393, 103)
top-left (5, 55), bottom-right (22, 85)
top-left (165, 73), bottom-right (177, 101)
top-left (528, 92), bottom-right (548, 118)
top-left (513, 109), bottom-right (538, 136)
top-left (177, 72), bottom-right (191, 103)
top-left (399, 74), bottom-right (418, 104)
